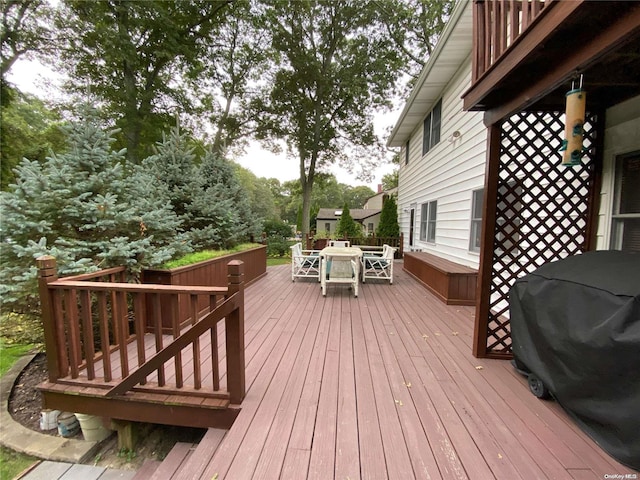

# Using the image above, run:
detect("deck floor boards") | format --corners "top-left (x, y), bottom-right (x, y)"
top-left (92, 262), bottom-right (633, 480)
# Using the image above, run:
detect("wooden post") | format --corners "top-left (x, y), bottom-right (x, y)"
top-left (225, 260), bottom-right (245, 404)
top-left (473, 122), bottom-right (501, 358)
top-left (37, 256), bottom-right (64, 382)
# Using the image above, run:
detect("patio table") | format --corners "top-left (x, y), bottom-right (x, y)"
top-left (319, 246), bottom-right (362, 297)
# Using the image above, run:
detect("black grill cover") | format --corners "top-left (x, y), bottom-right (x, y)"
top-left (509, 251), bottom-right (640, 470)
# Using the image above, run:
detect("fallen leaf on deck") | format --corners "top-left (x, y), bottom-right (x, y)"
top-left (451, 331), bottom-right (459, 336)
top-left (435, 332), bottom-right (441, 336)
top-left (497, 453), bottom-right (503, 459)
top-left (395, 399), bottom-right (404, 406)
top-left (403, 382), bottom-right (412, 388)
top-left (475, 365), bottom-right (484, 370)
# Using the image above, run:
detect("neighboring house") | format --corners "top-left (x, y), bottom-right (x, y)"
top-left (387, 0), bottom-right (483, 268)
top-left (315, 186), bottom-right (398, 236)
top-left (363, 186), bottom-right (398, 210)
top-left (389, 0), bottom-right (640, 358)
top-left (316, 208), bottom-right (381, 236)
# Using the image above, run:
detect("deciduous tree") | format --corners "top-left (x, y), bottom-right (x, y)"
top-left (256, 0), bottom-right (402, 237)
top-left (54, 0), bottom-right (232, 162)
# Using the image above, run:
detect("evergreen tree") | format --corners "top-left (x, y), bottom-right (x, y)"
top-left (192, 150), bottom-right (260, 249)
top-left (376, 195), bottom-right (400, 237)
top-left (0, 108), bottom-right (184, 316)
top-left (335, 204), bottom-right (361, 239)
top-left (142, 127), bottom-right (198, 225)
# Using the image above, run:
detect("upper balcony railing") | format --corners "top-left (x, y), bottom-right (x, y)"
top-left (472, 0), bottom-right (552, 82)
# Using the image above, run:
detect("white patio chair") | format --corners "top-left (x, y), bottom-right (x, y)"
top-left (328, 240), bottom-right (350, 247)
top-left (290, 242), bottom-right (321, 282)
top-left (321, 255), bottom-right (360, 297)
top-left (361, 244), bottom-right (396, 284)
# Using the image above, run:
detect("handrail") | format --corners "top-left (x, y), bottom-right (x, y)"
top-left (48, 280), bottom-right (228, 296)
top-left (36, 256), bottom-right (246, 404)
top-left (60, 266), bottom-right (127, 282)
top-left (106, 293), bottom-right (239, 397)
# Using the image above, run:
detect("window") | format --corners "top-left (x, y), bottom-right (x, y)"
top-left (420, 200), bottom-right (437, 243)
top-left (422, 99), bottom-right (442, 156)
top-left (325, 222), bottom-right (331, 232)
top-left (367, 223), bottom-right (374, 234)
top-left (611, 151), bottom-right (640, 252)
top-left (469, 189), bottom-right (484, 252)
top-left (405, 140), bottom-right (410, 165)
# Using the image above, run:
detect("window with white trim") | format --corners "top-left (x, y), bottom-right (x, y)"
top-left (469, 188), bottom-right (484, 252)
top-left (611, 151), bottom-right (640, 252)
top-left (422, 98), bottom-right (442, 156)
top-left (420, 200), bottom-right (437, 243)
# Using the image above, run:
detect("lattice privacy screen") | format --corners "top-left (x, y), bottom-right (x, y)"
top-left (482, 110), bottom-right (599, 356)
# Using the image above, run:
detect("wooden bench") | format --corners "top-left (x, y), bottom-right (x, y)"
top-left (403, 251), bottom-right (478, 306)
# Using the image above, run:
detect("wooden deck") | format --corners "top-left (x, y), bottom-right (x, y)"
top-left (162, 263), bottom-right (635, 479)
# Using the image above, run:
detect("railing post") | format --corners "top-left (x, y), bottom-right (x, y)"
top-left (37, 255), bottom-right (63, 382)
top-left (226, 260), bottom-right (245, 403)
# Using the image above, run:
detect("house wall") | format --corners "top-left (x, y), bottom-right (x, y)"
top-left (398, 56), bottom-right (487, 268)
top-left (596, 95), bottom-right (640, 250)
top-left (315, 215), bottom-right (381, 236)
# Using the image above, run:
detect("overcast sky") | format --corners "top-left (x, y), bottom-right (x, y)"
top-left (9, 59), bottom-right (398, 191)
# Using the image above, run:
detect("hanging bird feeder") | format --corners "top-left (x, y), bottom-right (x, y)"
top-left (560, 76), bottom-right (586, 166)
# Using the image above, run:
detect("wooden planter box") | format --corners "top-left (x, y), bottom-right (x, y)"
top-left (403, 251), bottom-right (477, 306)
top-left (141, 245), bottom-right (267, 333)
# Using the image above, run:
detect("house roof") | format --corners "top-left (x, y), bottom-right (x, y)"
top-left (386, 0), bottom-right (473, 148)
top-left (316, 208), bottom-right (381, 221)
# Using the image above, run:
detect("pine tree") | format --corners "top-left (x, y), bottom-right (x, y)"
top-left (376, 195), bottom-right (400, 237)
top-left (193, 150), bottom-right (259, 249)
top-left (0, 108), bottom-right (184, 316)
top-left (335, 204), bottom-right (362, 239)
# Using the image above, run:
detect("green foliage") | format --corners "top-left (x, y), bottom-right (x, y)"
top-left (0, 337), bottom-right (36, 377)
top-left (381, 170), bottom-right (399, 190)
top-left (335, 204), bottom-right (362, 238)
top-left (1, 0), bottom-right (55, 83)
top-left (0, 445), bottom-right (38, 479)
top-left (257, 0), bottom-right (404, 235)
top-left (376, 195), bottom-right (400, 237)
top-left (262, 219), bottom-right (293, 239)
top-left (235, 165), bottom-right (279, 222)
top-left (0, 313), bottom-right (43, 347)
top-left (0, 93), bottom-right (66, 190)
top-left (194, 149), bottom-right (260, 248)
top-left (161, 244), bottom-right (260, 269)
top-left (263, 219), bottom-right (294, 257)
top-left (0, 108), bottom-right (185, 316)
top-left (266, 237), bottom-right (292, 258)
top-left (374, 0), bottom-right (456, 93)
top-left (55, 0), bottom-right (232, 162)
top-left (143, 128), bottom-right (260, 250)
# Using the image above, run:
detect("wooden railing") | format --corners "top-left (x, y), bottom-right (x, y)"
top-left (306, 233), bottom-right (404, 257)
top-left (36, 256), bottom-right (246, 404)
top-left (472, 0), bottom-right (552, 81)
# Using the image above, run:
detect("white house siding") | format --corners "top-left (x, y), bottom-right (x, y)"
top-left (596, 95), bottom-right (640, 250)
top-left (398, 58), bottom-right (486, 269)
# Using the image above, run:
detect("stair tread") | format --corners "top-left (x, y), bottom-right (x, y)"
top-left (149, 442), bottom-right (195, 480)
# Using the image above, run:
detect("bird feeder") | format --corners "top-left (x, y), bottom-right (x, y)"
top-left (560, 77), bottom-right (586, 166)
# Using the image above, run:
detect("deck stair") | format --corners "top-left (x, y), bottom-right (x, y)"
top-left (170, 428), bottom-right (228, 479)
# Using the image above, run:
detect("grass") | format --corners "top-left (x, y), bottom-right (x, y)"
top-left (0, 446), bottom-right (38, 479)
top-left (0, 339), bottom-right (39, 478)
top-left (161, 243), bottom-right (261, 269)
top-left (267, 257), bottom-right (290, 267)
top-left (0, 339), bottom-right (35, 377)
